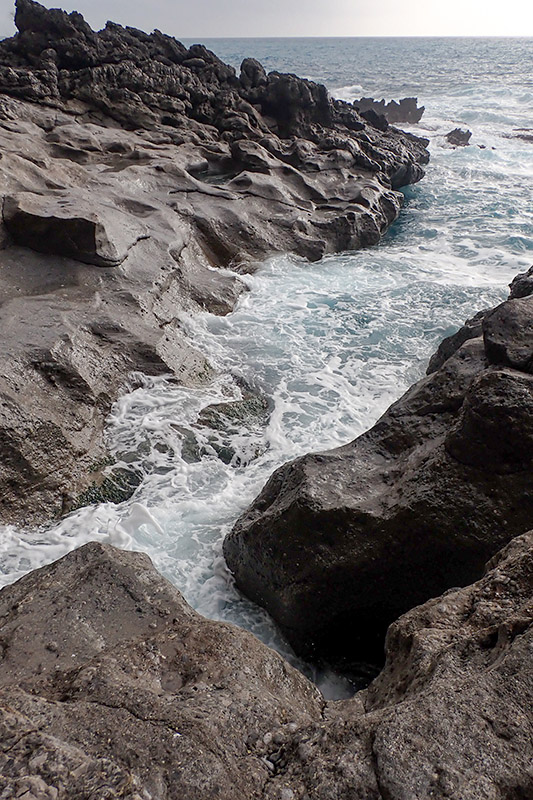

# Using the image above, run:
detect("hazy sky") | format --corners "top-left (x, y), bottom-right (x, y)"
top-left (1, 0), bottom-right (532, 39)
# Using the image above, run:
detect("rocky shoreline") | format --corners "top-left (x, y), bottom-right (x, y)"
top-left (0, 0), bottom-right (428, 526)
top-left (1, 2), bottom-right (532, 798)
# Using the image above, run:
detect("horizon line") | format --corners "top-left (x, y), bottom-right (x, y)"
top-left (2, 31), bottom-right (533, 40)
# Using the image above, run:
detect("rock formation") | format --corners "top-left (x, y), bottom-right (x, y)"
top-left (224, 267), bottom-right (533, 669)
top-left (446, 127), bottom-right (472, 146)
top-left (354, 96), bottom-right (425, 126)
top-left (1, 533), bottom-right (531, 798)
top-left (0, 0), bottom-right (429, 527)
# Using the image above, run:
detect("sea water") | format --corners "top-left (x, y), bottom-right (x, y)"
top-left (1, 38), bottom-right (532, 697)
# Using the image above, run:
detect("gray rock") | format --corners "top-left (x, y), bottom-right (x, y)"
top-left (483, 295), bottom-right (533, 371)
top-left (446, 127), bottom-right (472, 146)
top-left (354, 95), bottom-right (425, 125)
top-left (426, 309), bottom-right (487, 374)
top-left (1, 532), bottom-right (532, 799)
top-left (509, 264), bottom-right (533, 299)
top-left (3, 191), bottom-right (145, 266)
top-left (224, 281), bottom-right (533, 668)
top-left (269, 531), bottom-right (533, 800)
top-left (0, 1), bottom-right (429, 524)
top-left (0, 542), bottom-right (323, 800)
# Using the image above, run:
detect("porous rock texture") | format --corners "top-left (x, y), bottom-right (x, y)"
top-left (1, 534), bottom-right (532, 799)
top-left (0, 0), bottom-right (429, 527)
top-left (224, 267), bottom-right (533, 668)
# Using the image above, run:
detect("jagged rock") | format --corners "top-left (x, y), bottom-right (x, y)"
top-left (268, 531), bottom-right (533, 800)
top-left (509, 264), bottom-right (533, 299)
top-left (354, 96), bottom-right (425, 125)
top-left (446, 127), bottom-right (472, 146)
top-left (426, 309), bottom-right (488, 374)
top-left (224, 275), bottom-right (533, 669)
top-left (1, 532), bottom-right (532, 799)
top-left (240, 57), bottom-right (267, 89)
top-left (483, 295), bottom-right (533, 371)
top-left (504, 128), bottom-right (533, 143)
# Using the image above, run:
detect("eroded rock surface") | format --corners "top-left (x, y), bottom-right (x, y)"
top-left (0, 0), bottom-right (429, 526)
top-left (1, 533), bottom-right (531, 799)
top-left (224, 270), bottom-right (533, 668)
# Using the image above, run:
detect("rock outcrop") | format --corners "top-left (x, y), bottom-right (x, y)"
top-left (0, 0), bottom-right (429, 527)
top-left (354, 96), bottom-right (425, 125)
top-left (446, 127), bottom-right (472, 146)
top-left (224, 268), bottom-right (533, 669)
top-left (1, 533), bottom-right (532, 799)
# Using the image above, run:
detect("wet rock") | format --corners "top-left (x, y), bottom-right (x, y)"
top-left (194, 388), bottom-right (272, 466)
top-left (446, 127), bottom-right (472, 146)
top-left (445, 368), bottom-right (533, 472)
top-left (426, 309), bottom-right (487, 373)
top-left (273, 531), bottom-right (533, 800)
top-left (224, 280), bottom-right (533, 668)
top-left (504, 128), bottom-right (533, 143)
top-left (354, 96), bottom-right (425, 125)
top-left (483, 295), bottom-right (533, 371)
top-left (0, 0), bottom-right (428, 527)
top-left (509, 264), bottom-right (533, 299)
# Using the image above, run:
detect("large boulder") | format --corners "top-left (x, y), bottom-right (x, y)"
top-left (224, 277), bottom-right (533, 668)
top-left (267, 530), bottom-right (533, 800)
top-left (0, 542), bottom-right (322, 800)
top-left (1, 532), bottom-right (532, 799)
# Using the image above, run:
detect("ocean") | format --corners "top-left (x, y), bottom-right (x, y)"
top-left (1, 37), bottom-right (532, 696)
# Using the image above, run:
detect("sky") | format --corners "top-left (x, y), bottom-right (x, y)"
top-left (1, 0), bottom-right (533, 39)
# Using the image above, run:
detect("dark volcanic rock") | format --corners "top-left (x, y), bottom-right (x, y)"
top-left (224, 276), bottom-right (533, 668)
top-left (354, 96), bottom-right (425, 124)
top-left (0, 0), bottom-right (429, 526)
top-left (509, 264), bottom-right (533, 299)
top-left (426, 309), bottom-right (487, 373)
top-left (446, 127), bottom-right (472, 146)
top-left (1, 532), bottom-right (532, 799)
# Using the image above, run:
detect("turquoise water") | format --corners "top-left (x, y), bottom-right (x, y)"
top-left (1, 38), bottom-right (532, 696)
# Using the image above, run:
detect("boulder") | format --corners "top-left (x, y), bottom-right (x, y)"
top-left (269, 530), bottom-right (533, 800)
top-left (0, 542), bottom-right (322, 799)
top-left (224, 276), bottom-right (533, 669)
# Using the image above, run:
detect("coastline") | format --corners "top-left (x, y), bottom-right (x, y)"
top-left (1, 2), bottom-right (532, 797)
